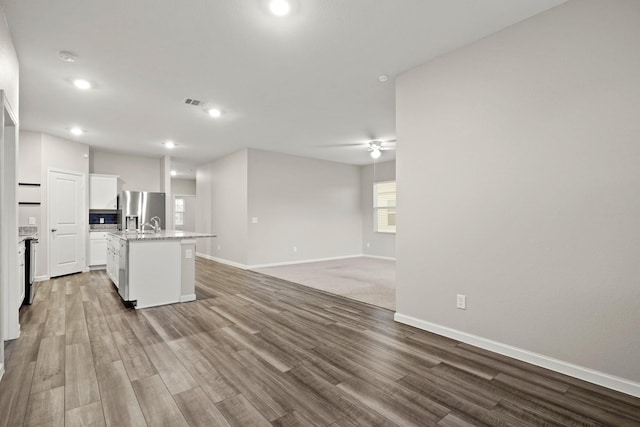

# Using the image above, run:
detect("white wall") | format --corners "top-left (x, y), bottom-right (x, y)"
top-left (196, 148), bottom-right (362, 268)
top-left (247, 149), bottom-right (361, 266)
top-left (172, 178), bottom-right (196, 195)
top-left (396, 0), bottom-right (640, 392)
top-left (0, 8), bottom-right (18, 112)
top-left (90, 150), bottom-right (161, 192)
top-left (18, 131), bottom-right (40, 183)
top-left (360, 160), bottom-right (396, 258)
top-left (17, 131), bottom-right (41, 228)
top-left (16, 131), bottom-right (40, 341)
top-left (40, 134), bottom-right (89, 279)
top-left (196, 149), bottom-right (248, 266)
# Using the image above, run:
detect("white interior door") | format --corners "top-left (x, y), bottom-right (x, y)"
top-left (49, 170), bottom-right (85, 277)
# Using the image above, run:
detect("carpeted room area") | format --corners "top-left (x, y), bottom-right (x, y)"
top-left (252, 256), bottom-right (396, 310)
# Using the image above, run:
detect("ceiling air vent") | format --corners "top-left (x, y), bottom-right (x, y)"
top-left (185, 98), bottom-right (201, 106)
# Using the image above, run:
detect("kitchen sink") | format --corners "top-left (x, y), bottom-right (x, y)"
top-left (125, 230), bottom-right (158, 236)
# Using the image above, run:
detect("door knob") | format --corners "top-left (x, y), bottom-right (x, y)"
top-left (51, 228), bottom-right (57, 232)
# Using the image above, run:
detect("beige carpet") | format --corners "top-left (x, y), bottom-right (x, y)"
top-left (253, 257), bottom-right (396, 310)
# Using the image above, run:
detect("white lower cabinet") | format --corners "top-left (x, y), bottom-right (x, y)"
top-left (90, 232), bottom-right (108, 266)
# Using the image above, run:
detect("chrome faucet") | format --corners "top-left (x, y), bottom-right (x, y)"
top-left (140, 217), bottom-right (161, 233)
top-left (150, 216), bottom-right (161, 232)
top-left (140, 223), bottom-right (156, 233)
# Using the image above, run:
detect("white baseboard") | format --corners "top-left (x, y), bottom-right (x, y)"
top-left (196, 252), bottom-right (365, 270)
top-left (89, 265), bottom-right (106, 271)
top-left (196, 253), bottom-right (248, 269)
top-left (35, 275), bottom-right (50, 282)
top-left (0, 361), bottom-right (4, 383)
top-left (180, 294), bottom-right (196, 303)
top-left (248, 254), bottom-right (362, 269)
top-left (362, 254), bottom-right (396, 261)
top-left (394, 313), bottom-right (640, 398)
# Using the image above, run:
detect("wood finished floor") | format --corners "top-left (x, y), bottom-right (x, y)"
top-left (1, 258), bottom-right (639, 426)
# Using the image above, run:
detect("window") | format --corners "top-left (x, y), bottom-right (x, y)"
top-left (374, 181), bottom-right (396, 233)
top-left (175, 197), bottom-right (185, 226)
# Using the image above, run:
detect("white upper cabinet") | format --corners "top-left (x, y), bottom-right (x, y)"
top-left (90, 174), bottom-right (119, 210)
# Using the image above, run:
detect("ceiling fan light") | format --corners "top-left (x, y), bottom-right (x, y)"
top-left (370, 149), bottom-right (381, 159)
top-left (73, 79), bottom-right (92, 90)
top-left (269, 0), bottom-right (290, 16)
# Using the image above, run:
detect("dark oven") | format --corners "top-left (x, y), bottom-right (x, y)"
top-left (24, 237), bottom-right (38, 305)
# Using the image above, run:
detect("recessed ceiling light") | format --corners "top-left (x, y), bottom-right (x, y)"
top-left (208, 108), bottom-right (222, 118)
top-left (70, 127), bottom-right (84, 136)
top-left (58, 50), bottom-right (77, 62)
top-left (378, 75), bottom-right (389, 83)
top-left (73, 79), bottom-right (92, 90)
top-left (269, 0), bottom-right (290, 16)
top-left (170, 170), bottom-right (177, 176)
top-left (165, 141), bottom-right (175, 149)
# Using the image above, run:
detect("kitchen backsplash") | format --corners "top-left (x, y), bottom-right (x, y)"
top-left (89, 212), bottom-right (118, 225)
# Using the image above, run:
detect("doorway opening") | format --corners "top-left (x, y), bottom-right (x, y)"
top-left (174, 194), bottom-right (195, 231)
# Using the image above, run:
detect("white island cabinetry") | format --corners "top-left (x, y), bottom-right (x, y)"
top-left (106, 230), bottom-right (215, 308)
top-left (106, 234), bottom-right (120, 287)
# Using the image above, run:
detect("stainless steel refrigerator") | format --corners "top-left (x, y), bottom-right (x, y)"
top-left (117, 191), bottom-right (166, 231)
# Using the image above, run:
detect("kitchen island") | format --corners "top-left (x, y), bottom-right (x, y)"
top-left (107, 230), bottom-right (216, 309)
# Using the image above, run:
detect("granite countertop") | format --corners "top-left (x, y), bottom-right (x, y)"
top-left (90, 224), bottom-right (119, 231)
top-left (19, 225), bottom-right (38, 243)
top-left (109, 230), bottom-right (217, 241)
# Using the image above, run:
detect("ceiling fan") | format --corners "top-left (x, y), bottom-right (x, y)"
top-left (322, 138), bottom-right (396, 159)
top-left (367, 139), bottom-right (396, 159)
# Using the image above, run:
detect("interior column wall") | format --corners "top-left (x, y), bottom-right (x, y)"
top-left (396, 0), bottom-right (640, 387)
top-left (195, 149), bottom-right (248, 266)
top-left (0, 5), bottom-right (19, 373)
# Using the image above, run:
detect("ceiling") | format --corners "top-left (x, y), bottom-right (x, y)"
top-left (2, 0), bottom-right (564, 177)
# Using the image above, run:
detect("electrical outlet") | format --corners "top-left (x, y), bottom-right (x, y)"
top-left (251, 217), bottom-right (258, 224)
top-left (185, 249), bottom-right (193, 259)
top-left (217, 244), bottom-right (221, 251)
top-left (28, 217), bottom-right (36, 225)
top-left (293, 246), bottom-right (297, 253)
top-left (456, 294), bottom-right (467, 310)
top-left (366, 242), bottom-right (370, 248)
top-left (99, 217), bottom-right (105, 224)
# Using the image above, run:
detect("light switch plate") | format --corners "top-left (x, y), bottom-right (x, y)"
top-left (185, 249), bottom-right (193, 259)
top-left (28, 217), bottom-right (36, 225)
top-left (456, 294), bottom-right (467, 310)
top-left (251, 217), bottom-right (258, 224)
